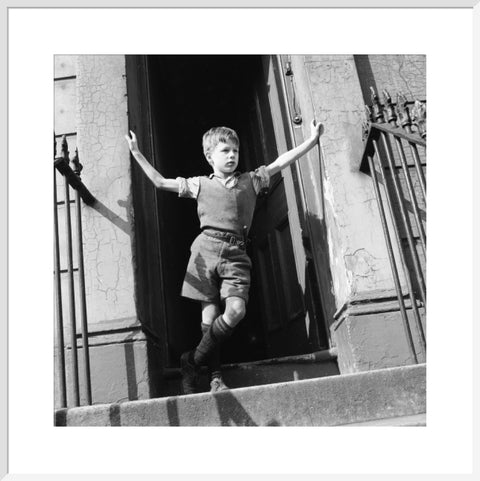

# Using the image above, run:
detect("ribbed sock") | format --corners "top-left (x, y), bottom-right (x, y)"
top-left (201, 322), bottom-right (222, 379)
top-left (193, 315), bottom-right (233, 366)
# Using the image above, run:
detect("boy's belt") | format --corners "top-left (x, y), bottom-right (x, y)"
top-left (202, 229), bottom-right (247, 249)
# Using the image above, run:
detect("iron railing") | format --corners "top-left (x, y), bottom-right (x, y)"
top-left (360, 88), bottom-right (427, 363)
top-left (54, 134), bottom-right (95, 407)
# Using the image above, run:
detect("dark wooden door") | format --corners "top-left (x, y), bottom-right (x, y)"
top-left (240, 58), bottom-right (315, 358)
top-left (124, 56), bottom-right (170, 365)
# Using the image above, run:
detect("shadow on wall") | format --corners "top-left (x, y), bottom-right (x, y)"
top-left (89, 197), bottom-right (132, 237)
top-left (304, 211), bottom-right (337, 339)
top-left (353, 55), bottom-right (379, 105)
top-left (88, 194), bottom-right (164, 400)
top-left (123, 331), bottom-right (139, 402)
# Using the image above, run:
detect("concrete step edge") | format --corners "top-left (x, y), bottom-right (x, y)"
top-left (56, 363), bottom-right (426, 427)
top-left (339, 413), bottom-right (426, 426)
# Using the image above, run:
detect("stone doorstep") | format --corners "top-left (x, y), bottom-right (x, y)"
top-left (161, 349), bottom-right (340, 396)
top-left (163, 349), bottom-right (339, 378)
top-left (55, 363), bottom-right (426, 427)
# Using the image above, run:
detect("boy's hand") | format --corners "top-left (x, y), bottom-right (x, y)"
top-left (125, 130), bottom-right (139, 154)
top-left (310, 119), bottom-right (323, 141)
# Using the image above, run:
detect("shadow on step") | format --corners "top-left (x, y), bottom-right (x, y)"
top-left (160, 350), bottom-right (339, 398)
top-left (164, 390), bottom-right (282, 426)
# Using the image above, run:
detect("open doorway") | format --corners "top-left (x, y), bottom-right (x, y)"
top-left (129, 55), bottom-right (326, 366)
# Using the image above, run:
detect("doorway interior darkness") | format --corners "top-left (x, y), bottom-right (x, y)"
top-left (142, 55), bottom-right (326, 366)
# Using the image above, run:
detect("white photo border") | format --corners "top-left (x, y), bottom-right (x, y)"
top-left (3, 1), bottom-right (479, 480)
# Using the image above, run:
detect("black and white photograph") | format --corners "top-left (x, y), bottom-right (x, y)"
top-left (53, 54), bottom-right (427, 427)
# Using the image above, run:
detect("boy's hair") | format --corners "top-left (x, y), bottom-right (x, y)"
top-left (202, 127), bottom-right (239, 159)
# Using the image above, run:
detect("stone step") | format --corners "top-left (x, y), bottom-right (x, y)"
top-left (55, 363), bottom-right (426, 427)
top-left (160, 349), bottom-right (340, 396)
top-left (341, 413), bottom-right (426, 426)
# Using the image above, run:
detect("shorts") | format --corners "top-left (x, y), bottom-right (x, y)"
top-left (181, 231), bottom-right (252, 304)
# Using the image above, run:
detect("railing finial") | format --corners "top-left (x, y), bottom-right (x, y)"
top-left (395, 92), bottom-right (412, 130)
top-left (411, 99), bottom-right (427, 139)
top-left (364, 104), bottom-right (373, 122)
top-left (71, 147), bottom-right (83, 176)
top-left (362, 105), bottom-right (373, 141)
top-left (382, 89), bottom-right (397, 125)
top-left (61, 135), bottom-right (70, 162)
top-left (370, 86), bottom-right (385, 124)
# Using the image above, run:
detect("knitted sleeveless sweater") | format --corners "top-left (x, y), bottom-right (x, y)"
top-left (197, 173), bottom-right (257, 237)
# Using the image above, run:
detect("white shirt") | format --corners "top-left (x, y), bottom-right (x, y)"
top-left (176, 165), bottom-right (270, 199)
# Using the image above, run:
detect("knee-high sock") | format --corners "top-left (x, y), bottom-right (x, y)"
top-left (193, 315), bottom-right (233, 366)
top-left (201, 323), bottom-right (221, 379)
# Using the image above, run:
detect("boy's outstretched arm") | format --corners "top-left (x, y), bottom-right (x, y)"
top-left (265, 120), bottom-right (322, 176)
top-left (125, 130), bottom-right (179, 193)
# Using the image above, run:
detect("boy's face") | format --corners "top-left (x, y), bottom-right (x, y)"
top-left (207, 140), bottom-right (239, 178)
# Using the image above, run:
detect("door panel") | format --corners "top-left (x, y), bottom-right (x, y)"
top-left (244, 58), bottom-right (312, 357)
top-left (267, 55), bottom-right (331, 350)
top-left (254, 216), bottom-right (306, 334)
top-left (125, 55), bottom-right (169, 364)
top-left (274, 219), bottom-right (305, 323)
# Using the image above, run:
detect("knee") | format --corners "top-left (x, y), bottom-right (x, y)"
top-left (224, 299), bottom-right (246, 325)
top-left (202, 306), bottom-right (220, 325)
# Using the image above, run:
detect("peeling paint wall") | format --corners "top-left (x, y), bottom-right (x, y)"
top-left (355, 54), bottom-right (426, 103)
top-left (55, 335), bottom-right (162, 408)
top-left (55, 55), bottom-right (146, 406)
top-left (287, 55), bottom-right (426, 372)
top-left (291, 55), bottom-right (399, 311)
top-left (76, 55), bottom-right (136, 325)
top-left (55, 56), bottom-right (81, 325)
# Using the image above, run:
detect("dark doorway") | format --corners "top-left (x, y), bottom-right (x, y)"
top-left (130, 55), bottom-right (325, 366)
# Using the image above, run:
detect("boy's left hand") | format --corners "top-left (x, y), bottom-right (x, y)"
top-left (310, 119), bottom-right (323, 140)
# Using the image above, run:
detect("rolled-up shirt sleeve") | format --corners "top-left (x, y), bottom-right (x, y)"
top-left (250, 165), bottom-right (270, 195)
top-left (176, 176), bottom-right (200, 199)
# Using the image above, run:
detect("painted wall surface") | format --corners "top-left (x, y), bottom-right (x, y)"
top-left (354, 54), bottom-right (426, 103)
top-left (285, 55), bottom-right (427, 372)
top-left (55, 56), bottom-right (80, 325)
top-left (54, 56), bottom-right (165, 408)
top-left (333, 307), bottom-right (425, 373)
top-left (55, 334), bottom-right (162, 408)
top-left (76, 55), bottom-right (136, 325)
top-left (291, 55), bottom-right (400, 312)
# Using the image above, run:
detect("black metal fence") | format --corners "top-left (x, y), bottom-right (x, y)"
top-left (54, 134), bottom-right (95, 407)
top-left (360, 88), bottom-right (427, 363)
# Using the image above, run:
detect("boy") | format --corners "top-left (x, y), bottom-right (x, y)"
top-left (125, 119), bottom-right (322, 394)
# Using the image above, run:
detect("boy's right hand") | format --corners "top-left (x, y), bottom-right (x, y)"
top-left (125, 130), bottom-right (139, 154)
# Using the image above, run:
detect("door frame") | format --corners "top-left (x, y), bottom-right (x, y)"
top-left (126, 54), bottom-right (333, 365)
top-left (125, 55), bottom-right (170, 365)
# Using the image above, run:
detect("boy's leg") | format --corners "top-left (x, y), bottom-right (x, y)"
top-left (223, 296), bottom-right (247, 328)
top-left (201, 302), bottom-right (220, 326)
top-left (200, 321), bottom-right (229, 393)
top-left (181, 297), bottom-right (246, 394)
top-left (193, 296), bottom-right (246, 366)
top-left (201, 302), bottom-right (222, 380)
top-left (180, 301), bottom-right (220, 395)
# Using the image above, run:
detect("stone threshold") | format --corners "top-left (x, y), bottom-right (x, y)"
top-left (162, 348), bottom-right (338, 379)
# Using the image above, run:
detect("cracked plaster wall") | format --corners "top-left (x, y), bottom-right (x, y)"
top-left (55, 340), bottom-right (152, 407)
top-left (356, 54), bottom-right (426, 102)
top-left (292, 55), bottom-right (400, 309)
top-left (76, 55), bottom-right (136, 325)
